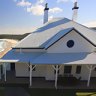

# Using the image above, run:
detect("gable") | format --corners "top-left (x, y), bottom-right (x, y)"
top-left (45, 28), bottom-right (96, 49)
top-left (47, 30), bottom-right (95, 53)
top-left (14, 18), bottom-right (96, 49)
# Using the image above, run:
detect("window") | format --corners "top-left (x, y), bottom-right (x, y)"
top-left (32, 65), bottom-right (36, 71)
top-left (76, 66), bottom-right (81, 74)
top-left (94, 67), bottom-right (96, 71)
top-left (67, 40), bottom-right (74, 48)
top-left (64, 66), bottom-right (72, 74)
top-left (28, 65), bottom-right (36, 71)
top-left (54, 65), bottom-right (60, 74)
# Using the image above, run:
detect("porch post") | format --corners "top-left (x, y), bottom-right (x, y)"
top-left (29, 64), bottom-right (32, 86)
top-left (4, 63), bottom-right (6, 82)
top-left (55, 65), bottom-right (58, 89)
top-left (87, 65), bottom-right (92, 87)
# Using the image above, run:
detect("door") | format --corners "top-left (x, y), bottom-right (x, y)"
top-left (10, 63), bottom-right (15, 71)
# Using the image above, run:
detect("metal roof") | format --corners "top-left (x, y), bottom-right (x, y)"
top-left (2, 50), bottom-right (96, 65)
top-left (14, 17), bottom-right (96, 49)
top-left (45, 27), bottom-right (74, 49)
top-left (31, 53), bottom-right (96, 65)
top-left (2, 50), bottom-right (43, 63)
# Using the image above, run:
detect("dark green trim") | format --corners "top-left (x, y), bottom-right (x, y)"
top-left (13, 47), bottom-right (44, 49)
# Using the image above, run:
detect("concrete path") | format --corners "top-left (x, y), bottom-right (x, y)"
top-left (5, 87), bottom-right (30, 96)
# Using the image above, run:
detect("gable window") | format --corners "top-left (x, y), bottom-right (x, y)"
top-left (64, 66), bottom-right (72, 74)
top-left (67, 40), bottom-right (74, 48)
top-left (76, 65), bottom-right (81, 74)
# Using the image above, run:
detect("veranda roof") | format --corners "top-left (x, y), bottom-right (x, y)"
top-left (31, 53), bottom-right (96, 65)
top-left (1, 50), bottom-right (96, 65)
top-left (2, 50), bottom-right (43, 63)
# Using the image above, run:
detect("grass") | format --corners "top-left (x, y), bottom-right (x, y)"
top-left (25, 88), bottom-right (96, 96)
top-left (26, 88), bottom-right (76, 96)
top-left (76, 92), bottom-right (96, 96)
top-left (0, 86), bottom-right (96, 96)
top-left (0, 87), bottom-right (5, 96)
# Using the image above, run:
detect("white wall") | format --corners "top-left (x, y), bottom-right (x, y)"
top-left (15, 62), bottom-right (96, 80)
top-left (47, 30), bottom-right (94, 53)
top-left (45, 65), bottom-right (91, 80)
top-left (15, 63), bottom-right (47, 77)
top-left (15, 63), bottom-right (29, 77)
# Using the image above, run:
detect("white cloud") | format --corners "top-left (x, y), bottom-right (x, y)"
top-left (48, 16), bottom-right (54, 21)
top-left (49, 7), bottom-right (63, 13)
top-left (83, 21), bottom-right (96, 27)
top-left (17, 0), bottom-right (32, 7)
top-left (37, 0), bottom-right (45, 4)
top-left (15, 0), bottom-right (62, 16)
top-left (27, 4), bottom-right (44, 16)
top-left (57, 0), bottom-right (74, 3)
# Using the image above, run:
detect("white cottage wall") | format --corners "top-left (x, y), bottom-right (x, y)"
top-left (15, 63), bottom-right (47, 77)
top-left (15, 63), bottom-right (29, 77)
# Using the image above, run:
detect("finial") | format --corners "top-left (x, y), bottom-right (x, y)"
top-left (45, 3), bottom-right (48, 8)
top-left (72, 1), bottom-right (79, 10)
top-left (44, 3), bottom-right (49, 11)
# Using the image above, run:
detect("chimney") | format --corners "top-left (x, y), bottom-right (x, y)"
top-left (43, 3), bottom-right (49, 24)
top-left (72, 1), bottom-right (79, 21)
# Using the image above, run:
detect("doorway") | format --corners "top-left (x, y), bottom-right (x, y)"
top-left (10, 63), bottom-right (15, 71)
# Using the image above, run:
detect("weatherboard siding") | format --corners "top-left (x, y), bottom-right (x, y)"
top-left (15, 63), bottom-right (47, 77)
top-left (47, 30), bottom-right (94, 53)
top-left (15, 63), bottom-right (96, 80)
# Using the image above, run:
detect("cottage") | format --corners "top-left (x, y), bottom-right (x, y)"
top-left (0, 2), bottom-right (96, 89)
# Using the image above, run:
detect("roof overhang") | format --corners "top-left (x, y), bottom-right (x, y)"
top-left (31, 53), bottom-right (96, 65)
top-left (0, 60), bottom-right (18, 63)
top-left (2, 50), bottom-right (43, 63)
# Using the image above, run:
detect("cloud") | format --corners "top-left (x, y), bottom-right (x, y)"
top-left (15, 0), bottom-right (63, 16)
top-left (57, 0), bottom-right (74, 3)
top-left (83, 21), bottom-right (96, 27)
top-left (49, 7), bottom-right (63, 13)
top-left (37, 0), bottom-right (45, 4)
top-left (48, 16), bottom-right (54, 21)
top-left (17, 0), bottom-right (32, 7)
top-left (27, 4), bottom-right (44, 16)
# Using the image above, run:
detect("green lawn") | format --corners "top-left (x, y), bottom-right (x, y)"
top-left (25, 88), bottom-right (96, 96)
top-left (0, 86), bottom-right (96, 96)
top-left (0, 87), bottom-right (5, 96)
top-left (76, 92), bottom-right (96, 96)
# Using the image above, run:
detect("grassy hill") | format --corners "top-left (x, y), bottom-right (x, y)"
top-left (0, 33), bottom-right (30, 41)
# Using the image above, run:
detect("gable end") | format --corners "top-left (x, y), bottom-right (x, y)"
top-left (45, 28), bottom-right (96, 50)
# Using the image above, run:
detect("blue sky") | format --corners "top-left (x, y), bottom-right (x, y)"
top-left (0, 0), bottom-right (96, 34)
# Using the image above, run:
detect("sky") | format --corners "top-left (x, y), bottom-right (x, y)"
top-left (0, 0), bottom-right (96, 34)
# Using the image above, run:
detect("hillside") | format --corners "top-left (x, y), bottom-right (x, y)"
top-left (0, 33), bottom-right (30, 40)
